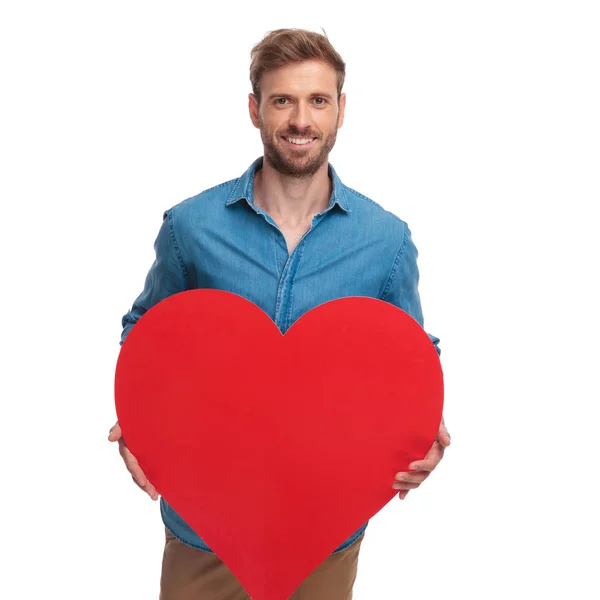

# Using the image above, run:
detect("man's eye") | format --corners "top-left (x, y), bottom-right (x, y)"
top-left (276, 98), bottom-right (287, 105)
top-left (314, 98), bottom-right (325, 105)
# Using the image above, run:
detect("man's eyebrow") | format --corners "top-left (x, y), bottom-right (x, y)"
top-left (266, 92), bottom-right (334, 100)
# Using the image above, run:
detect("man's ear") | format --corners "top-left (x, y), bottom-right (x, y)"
top-left (337, 93), bottom-right (346, 129)
top-left (249, 93), bottom-right (260, 128)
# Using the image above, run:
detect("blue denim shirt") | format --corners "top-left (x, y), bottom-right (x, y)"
top-left (120, 156), bottom-right (440, 554)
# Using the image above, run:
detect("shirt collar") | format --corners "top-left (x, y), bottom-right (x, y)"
top-left (226, 156), bottom-right (351, 213)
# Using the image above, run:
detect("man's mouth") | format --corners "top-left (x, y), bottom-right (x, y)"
top-left (281, 136), bottom-right (317, 147)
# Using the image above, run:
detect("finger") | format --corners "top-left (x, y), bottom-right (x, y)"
top-left (108, 421), bottom-right (122, 442)
top-left (438, 422), bottom-right (451, 447)
top-left (410, 455), bottom-right (443, 472)
top-left (132, 475), bottom-right (159, 501)
top-left (409, 443), bottom-right (445, 472)
top-left (119, 440), bottom-right (148, 487)
top-left (398, 489), bottom-right (409, 500)
top-left (392, 480), bottom-right (421, 490)
top-left (394, 470), bottom-right (429, 484)
top-left (124, 457), bottom-right (148, 487)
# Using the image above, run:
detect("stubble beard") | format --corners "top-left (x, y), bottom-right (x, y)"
top-left (259, 115), bottom-right (339, 178)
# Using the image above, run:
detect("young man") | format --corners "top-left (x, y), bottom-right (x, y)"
top-left (109, 28), bottom-right (451, 600)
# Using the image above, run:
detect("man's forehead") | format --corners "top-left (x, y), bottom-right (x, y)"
top-left (261, 60), bottom-right (337, 90)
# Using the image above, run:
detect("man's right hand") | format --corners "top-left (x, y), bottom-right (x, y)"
top-left (108, 421), bottom-right (159, 501)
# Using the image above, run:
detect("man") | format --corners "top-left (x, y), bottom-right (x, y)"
top-left (109, 28), bottom-right (451, 600)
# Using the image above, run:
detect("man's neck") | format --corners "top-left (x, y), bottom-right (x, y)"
top-left (253, 157), bottom-right (332, 228)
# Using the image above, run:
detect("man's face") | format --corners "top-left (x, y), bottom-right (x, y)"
top-left (249, 60), bottom-right (346, 177)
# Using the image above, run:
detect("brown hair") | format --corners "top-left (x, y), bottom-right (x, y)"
top-left (250, 28), bottom-right (346, 105)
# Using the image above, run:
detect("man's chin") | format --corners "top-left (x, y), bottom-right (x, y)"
top-left (264, 149), bottom-right (319, 176)
top-left (276, 158), bottom-right (323, 178)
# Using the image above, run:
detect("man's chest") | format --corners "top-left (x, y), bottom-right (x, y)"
top-left (182, 215), bottom-right (394, 333)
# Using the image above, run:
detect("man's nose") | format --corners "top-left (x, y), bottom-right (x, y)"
top-left (288, 102), bottom-right (311, 132)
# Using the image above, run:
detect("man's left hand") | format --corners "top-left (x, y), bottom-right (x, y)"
top-left (392, 419), bottom-right (451, 500)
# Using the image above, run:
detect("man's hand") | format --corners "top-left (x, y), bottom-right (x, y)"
top-left (392, 418), bottom-right (451, 500)
top-left (108, 421), bottom-right (159, 501)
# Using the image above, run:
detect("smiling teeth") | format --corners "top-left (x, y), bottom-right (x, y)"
top-left (286, 137), bottom-right (314, 145)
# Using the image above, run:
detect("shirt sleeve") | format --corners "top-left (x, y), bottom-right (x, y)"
top-left (120, 208), bottom-right (189, 346)
top-left (381, 222), bottom-right (441, 357)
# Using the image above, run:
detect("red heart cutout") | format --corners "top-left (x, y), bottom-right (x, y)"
top-left (115, 289), bottom-right (443, 600)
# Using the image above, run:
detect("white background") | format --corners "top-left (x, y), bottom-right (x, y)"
top-left (1, 1), bottom-right (599, 598)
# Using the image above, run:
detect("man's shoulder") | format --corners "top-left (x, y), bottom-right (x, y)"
top-left (342, 183), bottom-right (408, 234)
top-left (165, 175), bottom-right (240, 220)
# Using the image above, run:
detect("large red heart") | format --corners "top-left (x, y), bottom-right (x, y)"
top-left (115, 289), bottom-right (443, 600)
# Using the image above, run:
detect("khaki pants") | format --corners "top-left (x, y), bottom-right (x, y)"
top-left (159, 528), bottom-right (364, 600)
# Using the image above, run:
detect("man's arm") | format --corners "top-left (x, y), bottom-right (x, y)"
top-left (110, 208), bottom-right (189, 500)
top-left (381, 222), bottom-right (449, 499)
top-left (120, 208), bottom-right (189, 345)
top-left (380, 222), bottom-right (440, 357)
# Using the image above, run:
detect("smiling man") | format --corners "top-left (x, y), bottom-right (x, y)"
top-left (109, 28), bottom-right (450, 600)
top-left (251, 56), bottom-right (347, 255)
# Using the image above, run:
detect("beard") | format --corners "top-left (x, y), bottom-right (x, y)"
top-left (258, 115), bottom-right (339, 178)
